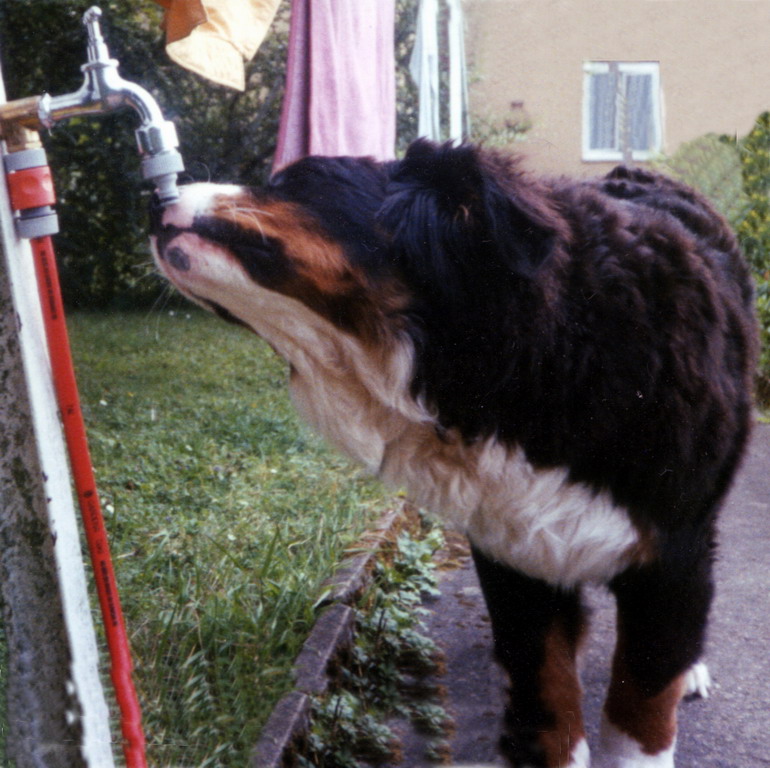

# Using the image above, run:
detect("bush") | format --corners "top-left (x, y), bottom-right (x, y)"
top-left (734, 114), bottom-right (770, 397)
top-left (736, 113), bottom-right (770, 270)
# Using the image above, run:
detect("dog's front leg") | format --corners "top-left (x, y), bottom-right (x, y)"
top-left (470, 545), bottom-right (589, 768)
top-left (596, 546), bottom-right (714, 768)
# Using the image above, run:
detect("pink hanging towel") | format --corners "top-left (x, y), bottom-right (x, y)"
top-left (273, 0), bottom-right (396, 171)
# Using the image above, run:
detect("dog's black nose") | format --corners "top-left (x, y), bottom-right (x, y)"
top-left (148, 192), bottom-right (165, 234)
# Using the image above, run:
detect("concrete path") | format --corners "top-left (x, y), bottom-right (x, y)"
top-left (397, 422), bottom-right (770, 767)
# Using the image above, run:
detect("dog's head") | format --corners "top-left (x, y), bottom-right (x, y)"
top-left (151, 140), bottom-right (562, 342)
top-left (150, 141), bottom-right (565, 433)
top-left (149, 154), bottom-right (402, 342)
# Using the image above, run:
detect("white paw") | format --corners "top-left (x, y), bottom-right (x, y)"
top-left (595, 716), bottom-right (675, 768)
top-left (683, 661), bottom-right (712, 700)
top-left (568, 737), bottom-right (591, 767)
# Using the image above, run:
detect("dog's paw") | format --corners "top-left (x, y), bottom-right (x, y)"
top-left (567, 738), bottom-right (591, 767)
top-left (683, 661), bottom-right (712, 700)
top-left (595, 716), bottom-right (675, 767)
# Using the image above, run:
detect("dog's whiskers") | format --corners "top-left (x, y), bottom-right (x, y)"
top-left (223, 202), bottom-right (275, 244)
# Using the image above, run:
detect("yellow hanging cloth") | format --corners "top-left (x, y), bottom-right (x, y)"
top-left (153, 0), bottom-right (281, 91)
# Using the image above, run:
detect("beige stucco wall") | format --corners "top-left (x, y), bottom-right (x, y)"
top-left (466, 0), bottom-right (770, 177)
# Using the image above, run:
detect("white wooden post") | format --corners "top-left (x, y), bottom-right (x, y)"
top-left (0, 62), bottom-right (116, 767)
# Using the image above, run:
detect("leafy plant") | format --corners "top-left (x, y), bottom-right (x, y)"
top-left (298, 528), bottom-right (451, 767)
top-left (708, 117), bottom-right (770, 398)
top-left (736, 113), bottom-right (770, 269)
top-left (302, 692), bottom-right (401, 768)
top-left (732, 113), bottom-right (770, 398)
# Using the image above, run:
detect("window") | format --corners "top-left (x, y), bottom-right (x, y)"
top-left (582, 62), bottom-right (662, 162)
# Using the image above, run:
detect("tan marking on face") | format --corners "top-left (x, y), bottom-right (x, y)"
top-left (214, 196), bottom-right (360, 287)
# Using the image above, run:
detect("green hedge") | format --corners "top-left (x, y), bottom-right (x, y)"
top-left (735, 113), bottom-right (770, 398)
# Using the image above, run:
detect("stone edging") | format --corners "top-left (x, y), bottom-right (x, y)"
top-left (249, 507), bottom-right (404, 768)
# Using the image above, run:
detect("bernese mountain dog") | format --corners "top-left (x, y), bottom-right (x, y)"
top-left (149, 140), bottom-right (757, 768)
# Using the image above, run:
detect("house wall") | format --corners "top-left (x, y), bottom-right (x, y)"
top-left (466, 0), bottom-right (770, 176)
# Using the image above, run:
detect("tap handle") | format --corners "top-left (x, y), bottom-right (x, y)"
top-left (82, 7), bottom-right (112, 64)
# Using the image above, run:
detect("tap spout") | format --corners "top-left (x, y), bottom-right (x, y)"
top-left (42, 9), bottom-right (163, 127)
top-left (36, 6), bottom-right (184, 204)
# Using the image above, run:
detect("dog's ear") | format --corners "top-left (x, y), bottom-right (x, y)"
top-left (378, 140), bottom-right (561, 303)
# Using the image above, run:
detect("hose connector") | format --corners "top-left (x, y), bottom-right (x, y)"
top-left (4, 146), bottom-right (60, 239)
top-left (136, 113), bottom-right (184, 205)
top-left (135, 120), bottom-right (184, 206)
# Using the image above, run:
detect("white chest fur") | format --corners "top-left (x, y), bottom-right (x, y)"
top-left (281, 326), bottom-right (641, 588)
top-left (377, 423), bottom-right (641, 587)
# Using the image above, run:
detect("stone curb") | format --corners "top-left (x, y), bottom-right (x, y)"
top-left (320, 508), bottom-right (403, 605)
top-left (249, 691), bottom-right (311, 768)
top-left (293, 603), bottom-right (355, 695)
top-left (250, 507), bottom-right (404, 768)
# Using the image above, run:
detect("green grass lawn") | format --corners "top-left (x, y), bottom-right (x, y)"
top-left (68, 309), bottom-right (392, 767)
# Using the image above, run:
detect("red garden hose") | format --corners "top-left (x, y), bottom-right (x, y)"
top-left (4, 145), bottom-right (147, 767)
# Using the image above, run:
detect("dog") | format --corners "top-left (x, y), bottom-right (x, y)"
top-left (149, 140), bottom-right (758, 768)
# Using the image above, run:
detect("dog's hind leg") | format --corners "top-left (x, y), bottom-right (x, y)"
top-left (597, 542), bottom-right (714, 768)
top-left (470, 545), bottom-right (589, 768)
